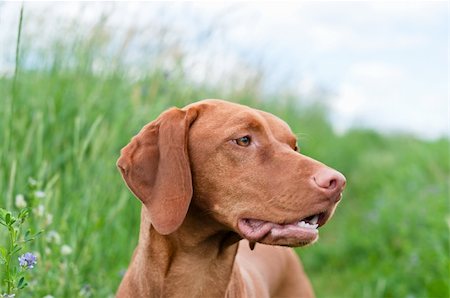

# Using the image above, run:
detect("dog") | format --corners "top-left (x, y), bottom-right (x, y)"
top-left (116, 99), bottom-right (346, 297)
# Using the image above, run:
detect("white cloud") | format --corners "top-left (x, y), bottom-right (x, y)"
top-left (332, 83), bottom-right (365, 116)
top-left (349, 62), bottom-right (405, 81)
top-left (367, 1), bottom-right (446, 22)
top-left (331, 59), bottom-right (448, 139)
top-left (306, 25), bottom-right (356, 52)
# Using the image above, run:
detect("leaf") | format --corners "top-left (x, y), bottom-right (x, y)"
top-left (24, 237), bottom-right (35, 243)
top-left (12, 246), bottom-right (22, 255)
top-left (18, 208), bottom-right (29, 223)
top-left (17, 276), bottom-right (25, 288)
top-left (34, 230), bottom-right (44, 237)
top-left (0, 208), bottom-right (7, 219)
top-left (5, 213), bottom-right (16, 226)
top-left (0, 247), bottom-right (7, 258)
top-left (5, 212), bottom-right (11, 225)
top-left (24, 229), bottom-right (31, 239)
top-left (0, 251), bottom-right (5, 263)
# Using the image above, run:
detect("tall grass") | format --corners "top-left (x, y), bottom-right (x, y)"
top-left (0, 6), bottom-right (448, 297)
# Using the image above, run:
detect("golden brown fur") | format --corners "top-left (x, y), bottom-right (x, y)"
top-left (116, 99), bottom-right (346, 297)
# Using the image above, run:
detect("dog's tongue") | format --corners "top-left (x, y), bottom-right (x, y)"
top-left (238, 218), bottom-right (319, 246)
top-left (238, 219), bottom-right (275, 240)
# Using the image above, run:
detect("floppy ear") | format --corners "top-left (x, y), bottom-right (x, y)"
top-left (117, 107), bottom-right (198, 235)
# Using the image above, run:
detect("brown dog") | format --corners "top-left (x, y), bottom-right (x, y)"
top-left (116, 99), bottom-right (346, 297)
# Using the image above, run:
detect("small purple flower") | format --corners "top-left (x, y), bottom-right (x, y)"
top-left (18, 252), bottom-right (37, 269)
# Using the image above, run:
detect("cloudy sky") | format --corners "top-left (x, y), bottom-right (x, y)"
top-left (189, 2), bottom-right (448, 139)
top-left (1, 1), bottom-right (448, 139)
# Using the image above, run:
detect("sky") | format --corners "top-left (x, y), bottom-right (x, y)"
top-left (1, 1), bottom-right (448, 139)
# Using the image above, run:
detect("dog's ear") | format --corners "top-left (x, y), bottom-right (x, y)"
top-left (117, 107), bottom-right (198, 235)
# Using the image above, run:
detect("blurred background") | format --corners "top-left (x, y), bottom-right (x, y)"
top-left (0, 2), bottom-right (448, 297)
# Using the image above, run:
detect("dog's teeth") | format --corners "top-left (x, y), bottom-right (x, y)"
top-left (297, 220), bottom-right (318, 229)
top-left (310, 215), bottom-right (319, 225)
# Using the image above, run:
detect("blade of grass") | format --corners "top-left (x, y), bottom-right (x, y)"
top-left (6, 160), bottom-right (17, 210)
top-left (8, 4), bottom-right (24, 153)
top-left (78, 116), bottom-right (103, 164)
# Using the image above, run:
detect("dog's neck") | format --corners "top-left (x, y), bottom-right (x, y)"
top-left (130, 205), bottom-right (243, 297)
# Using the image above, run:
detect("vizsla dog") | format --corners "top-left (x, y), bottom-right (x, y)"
top-left (116, 99), bottom-right (346, 297)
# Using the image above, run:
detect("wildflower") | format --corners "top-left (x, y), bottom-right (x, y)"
top-left (18, 252), bottom-right (37, 269)
top-left (34, 190), bottom-right (46, 199)
top-left (34, 204), bottom-right (45, 217)
top-left (28, 177), bottom-right (37, 187)
top-left (45, 213), bottom-right (53, 225)
top-left (1, 294), bottom-right (16, 298)
top-left (46, 230), bottom-right (61, 244)
top-left (61, 245), bottom-right (73, 255)
top-left (15, 194), bottom-right (27, 208)
top-left (79, 284), bottom-right (92, 297)
top-left (42, 295), bottom-right (54, 298)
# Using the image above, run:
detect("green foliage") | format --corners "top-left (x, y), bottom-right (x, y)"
top-left (297, 131), bottom-right (449, 298)
top-left (0, 207), bottom-right (40, 296)
top-left (0, 7), bottom-right (448, 298)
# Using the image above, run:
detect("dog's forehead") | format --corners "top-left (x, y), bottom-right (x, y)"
top-left (186, 99), bottom-right (296, 143)
top-left (256, 110), bottom-right (294, 136)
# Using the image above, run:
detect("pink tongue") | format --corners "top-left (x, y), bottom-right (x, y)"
top-left (238, 218), bottom-right (319, 246)
top-left (238, 219), bottom-right (276, 241)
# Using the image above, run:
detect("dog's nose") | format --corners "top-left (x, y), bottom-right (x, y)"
top-left (313, 167), bottom-right (346, 201)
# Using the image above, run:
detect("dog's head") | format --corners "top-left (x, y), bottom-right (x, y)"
top-left (117, 99), bottom-right (346, 247)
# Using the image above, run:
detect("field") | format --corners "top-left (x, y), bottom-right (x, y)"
top-left (0, 8), bottom-right (448, 297)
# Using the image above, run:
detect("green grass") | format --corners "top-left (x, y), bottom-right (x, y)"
top-left (0, 8), bottom-right (448, 297)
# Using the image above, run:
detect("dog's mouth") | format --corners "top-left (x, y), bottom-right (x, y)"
top-left (238, 212), bottom-right (329, 247)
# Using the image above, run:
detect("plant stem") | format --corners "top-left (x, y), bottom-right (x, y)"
top-left (8, 3), bottom-right (24, 154)
top-left (5, 226), bottom-right (14, 294)
top-left (14, 4), bottom-right (24, 81)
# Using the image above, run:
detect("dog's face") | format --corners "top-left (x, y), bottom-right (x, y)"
top-left (186, 100), bottom-right (346, 247)
top-left (117, 99), bottom-right (345, 247)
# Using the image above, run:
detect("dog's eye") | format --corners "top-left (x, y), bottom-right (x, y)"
top-left (294, 145), bottom-right (298, 152)
top-left (235, 136), bottom-right (251, 147)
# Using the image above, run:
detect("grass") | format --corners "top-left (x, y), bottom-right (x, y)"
top-left (0, 6), bottom-right (448, 297)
